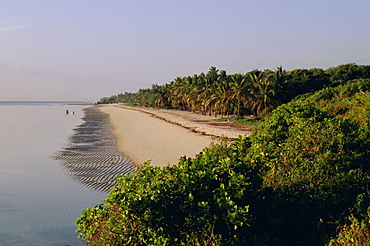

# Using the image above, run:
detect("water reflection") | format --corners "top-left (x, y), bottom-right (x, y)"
top-left (0, 103), bottom-right (107, 245)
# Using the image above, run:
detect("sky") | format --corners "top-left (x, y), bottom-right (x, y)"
top-left (1, 0), bottom-right (370, 101)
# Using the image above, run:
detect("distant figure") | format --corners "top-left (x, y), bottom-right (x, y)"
top-left (65, 110), bottom-right (69, 114)
top-left (70, 111), bottom-right (75, 115)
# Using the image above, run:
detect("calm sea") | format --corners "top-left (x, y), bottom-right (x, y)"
top-left (0, 101), bottom-right (108, 246)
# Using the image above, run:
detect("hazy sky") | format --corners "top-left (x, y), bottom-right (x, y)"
top-left (1, 0), bottom-right (370, 101)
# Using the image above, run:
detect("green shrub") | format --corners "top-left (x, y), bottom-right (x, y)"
top-left (76, 139), bottom-right (255, 245)
top-left (77, 80), bottom-right (370, 245)
top-left (328, 202), bottom-right (370, 246)
top-left (245, 82), bottom-right (370, 244)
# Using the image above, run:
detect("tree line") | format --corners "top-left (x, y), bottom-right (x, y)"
top-left (100, 63), bottom-right (370, 118)
top-left (98, 92), bottom-right (137, 104)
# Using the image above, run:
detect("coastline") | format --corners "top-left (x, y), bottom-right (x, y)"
top-left (52, 107), bottom-right (135, 192)
top-left (98, 104), bottom-right (251, 167)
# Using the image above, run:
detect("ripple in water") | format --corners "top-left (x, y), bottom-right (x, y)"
top-left (52, 106), bottom-right (136, 193)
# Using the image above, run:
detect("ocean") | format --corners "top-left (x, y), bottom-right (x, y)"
top-left (0, 102), bottom-right (109, 246)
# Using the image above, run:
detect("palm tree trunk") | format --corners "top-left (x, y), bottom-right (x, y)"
top-left (237, 94), bottom-right (241, 119)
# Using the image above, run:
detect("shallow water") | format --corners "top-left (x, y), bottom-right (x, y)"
top-left (0, 102), bottom-right (107, 246)
top-left (52, 106), bottom-right (135, 193)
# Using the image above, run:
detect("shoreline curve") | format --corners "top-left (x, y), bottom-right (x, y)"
top-left (52, 107), bottom-right (135, 193)
top-left (98, 104), bottom-right (251, 167)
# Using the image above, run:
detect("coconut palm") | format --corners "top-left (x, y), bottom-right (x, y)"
top-left (213, 70), bottom-right (232, 116)
top-left (169, 76), bottom-right (194, 110)
top-left (250, 79), bottom-right (277, 115)
top-left (228, 73), bottom-right (250, 119)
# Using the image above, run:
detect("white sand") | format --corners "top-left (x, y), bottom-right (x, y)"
top-left (98, 105), bottom-right (251, 167)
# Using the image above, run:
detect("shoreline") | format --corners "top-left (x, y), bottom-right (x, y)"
top-left (111, 104), bottom-right (251, 139)
top-left (52, 107), bottom-right (135, 192)
top-left (98, 104), bottom-right (251, 167)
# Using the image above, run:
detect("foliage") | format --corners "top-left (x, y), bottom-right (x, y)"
top-left (79, 70), bottom-right (370, 245)
top-left (135, 84), bottom-right (171, 108)
top-left (245, 80), bottom-right (370, 244)
top-left (130, 63), bottom-right (369, 118)
top-left (284, 68), bottom-right (331, 99)
top-left (326, 63), bottom-right (370, 85)
top-left (76, 138), bottom-right (255, 245)
top-left (328, 201), bottom-right (370, 246)
top-left (99, 64), bottom-right (370, 119)
top-left (232, 117), bottom-right (261, 128)
top-left (99, 92), bottom-right (137, 104)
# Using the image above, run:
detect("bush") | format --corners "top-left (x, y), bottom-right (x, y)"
top-left (244, 82), bottom-right (370, 244)
top-left (328, 201), bottom-right (370, 246)
top-left (76, 138), bottom-right (256, 245)
top-left (77, 80), bottom-right (370, 245)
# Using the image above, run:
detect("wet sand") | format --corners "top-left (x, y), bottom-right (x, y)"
top-left (99, 104), bottom-right (252, 167)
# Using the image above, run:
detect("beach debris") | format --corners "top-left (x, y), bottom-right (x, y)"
top-left (228, 115), bottom-right (236, 122)
top-left (65, 110), bottom-right (69, 114)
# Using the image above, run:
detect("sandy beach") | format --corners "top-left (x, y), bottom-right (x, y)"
top-left (99, 104), bottom-right (252, 167)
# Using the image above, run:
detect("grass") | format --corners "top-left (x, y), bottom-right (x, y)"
top-left (232, 117), bottom-right (261, 127)
top-left (210, 116), bottom-right (261, 128)
top-left (121, 103), bottom-right (138, 107)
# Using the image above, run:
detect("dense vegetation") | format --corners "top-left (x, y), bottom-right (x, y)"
top-left (99, 92), bottom-right (137, 104)
top-left (100, 63), bottom-right (370, 118)
top-left (79, 65), bottom-right (370, 245)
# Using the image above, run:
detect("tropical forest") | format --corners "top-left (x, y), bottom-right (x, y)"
top-left (77, 63), bottom-right (370, 245)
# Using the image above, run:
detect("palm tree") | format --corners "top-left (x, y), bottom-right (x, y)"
top-left (271, 66), bottom-right (286, 88)
top-left (228, 73), bottom-right (250, 119)
top-left (169, 76), bottom-right (194, 110)
top-left (193, 72), bottom-right (212, 115)
top-left (154, 86), bottom-right (170, 108)
top-left (168, 78), bottom-right (183, 109)
top-left (207, 66), bottom-right (219, 82)
top-left (250, 79), bottom-right (277, 115)
top-left (248, 69), bottom-right (264, 94)
top-left (213, 70), bottom-right (232, 117)
top-left (249, 67), bottom-right (286, 116)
